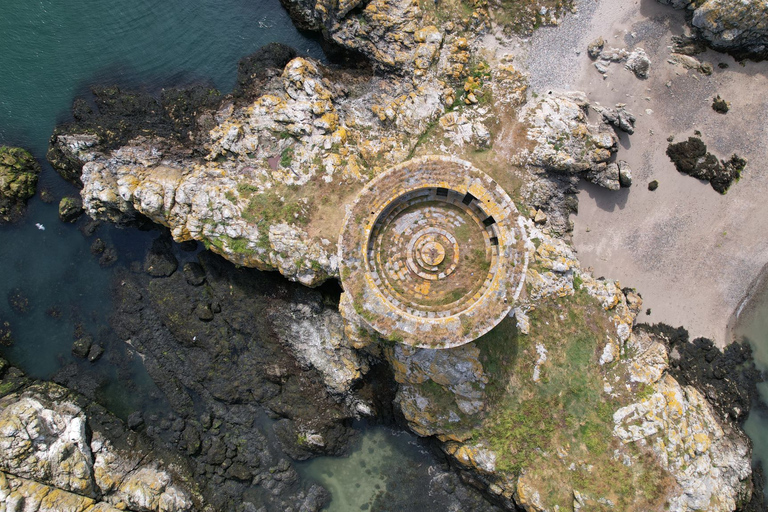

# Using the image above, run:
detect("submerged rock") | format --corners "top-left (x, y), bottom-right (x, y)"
top-left (0, 146), bottom-right (40, 224)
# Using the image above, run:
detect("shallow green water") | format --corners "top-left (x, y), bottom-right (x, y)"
top-left (735, 282), bottom-right (768, 493)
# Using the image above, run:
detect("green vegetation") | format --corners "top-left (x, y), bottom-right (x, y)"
top-left (472, 291), bottom-right (671, 509)
top-left (280, 147), bottom-right (294, 168)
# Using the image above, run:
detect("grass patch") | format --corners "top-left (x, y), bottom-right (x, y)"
top-left (471, 291), bottom-right (672, 509)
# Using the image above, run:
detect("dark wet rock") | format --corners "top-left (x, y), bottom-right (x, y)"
top-left (72, 335), bottom-right (93, 358)
top-left (58, 196), bottom-right (84, 223)
top-left (7, 288), bottom-right (31, 315)
top-left (144, 234), bottom-right (178, 277)
top-left (0, 146), bottom-right (40, 224)
top-left (666, 136), bottom-right (746, 193)
top-left (108, 250), bottom-right (365, 510)
top-left (636, 323), bottom-right (761, 426)
top-left (90, 238), bottom-right (106, 254)
top-left (87, 343), bottom-right (104, 362)
top-left (80, 218), bottom-right (101, 237)
top-left (178, 240), bottom-right (198, 252)
top-left (127, 411), bottom-right (144, 430)
top-left (48, 86), bottom-right (222, 186)
top-left (671, 34), bottom-right (709, 56)
top-left (183, 262), bottom-right (207, 286)
top-left (39, 187), bottom-right (54, 204)
top-left (0, 321), bottom-right (13, 347)
top-left (99, 246), bottom-right (118, 267)
top-left (648, 179), bottom-right (659, 191)
top-left (45, 306), bottom-right (63, 319)
top-left (236, 42), bottom-right (299, 98)
top-left (195, 303), bottom-right (214, 321)
top-left (713, 95), bottom-right (730, 114)
top-left (594, 104), bottom-right (636, 134)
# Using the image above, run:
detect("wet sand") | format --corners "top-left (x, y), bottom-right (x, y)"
top-left (522, 0), bottom-right (768, 346)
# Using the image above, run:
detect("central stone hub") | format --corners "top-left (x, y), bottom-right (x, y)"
top-left (338, 155), bottom-right (528, 349)
top-left (420, 241), bottom-right (445, 267)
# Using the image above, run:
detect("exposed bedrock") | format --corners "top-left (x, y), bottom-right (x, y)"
top-left (658, 0), bottom-right (768, 60)
top-left (0, 367), bottom-right (203, 512)
top-left (343, 222), bottom-right (757, 511)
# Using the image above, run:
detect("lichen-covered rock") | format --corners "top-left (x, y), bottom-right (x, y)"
top-left (0, 146), bottom-right (40, 223)
top-left (0, 383), bottom-right (198, 512)
top-left (614, 373), bottom-right (752, 511)
top-left (281, 0), bottom-right (443, 74)
top-left (58, 196), bottom-right (84, 223)
top-left (523, 92), bottom-right (619, 186)
top-left (658, 0), bottom-right (768, 60)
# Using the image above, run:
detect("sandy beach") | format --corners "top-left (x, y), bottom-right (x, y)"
top-left (520, 0), bottom-right (768, 346)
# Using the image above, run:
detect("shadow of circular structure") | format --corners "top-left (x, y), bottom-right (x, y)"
top-left (339, 156), bottom-right (528, 349)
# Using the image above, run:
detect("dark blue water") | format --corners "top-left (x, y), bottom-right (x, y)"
top-left (0, 3), bottom-right (458, 511)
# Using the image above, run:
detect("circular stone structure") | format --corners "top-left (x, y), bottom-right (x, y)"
top-left (339, 155), bottom-right (528, 349)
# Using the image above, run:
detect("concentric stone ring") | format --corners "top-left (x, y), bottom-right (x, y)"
top-left (339, 156), bottom-right (528, 349)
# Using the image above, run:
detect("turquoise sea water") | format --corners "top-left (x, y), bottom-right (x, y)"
top-left (0, 0), bottom-right (323, 380)
top-left (0, 2), bottom-right (454, 510)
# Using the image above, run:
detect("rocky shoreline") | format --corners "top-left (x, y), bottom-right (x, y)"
top-left (3, 0), bottom-right (768, 510)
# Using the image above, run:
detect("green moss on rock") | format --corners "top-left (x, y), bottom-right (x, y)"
top-left (0, 146), bottom-right (41, 223)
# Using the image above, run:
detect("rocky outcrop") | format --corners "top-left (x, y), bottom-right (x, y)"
top-left (523, 91), bottom-right (634, 192)
top-left (0, 376), bottom-right (201, 512)
top-left (0, 146), bottom-right (40, 224)
top-left (342, 220), bottom-right (754, 511)
top-left (666, 136), bottom-right (746, 193)
top-left (658, 0), bottom-right (768, 60)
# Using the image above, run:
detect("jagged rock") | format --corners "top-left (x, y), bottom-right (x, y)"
top-left (614, 373), bottom-right (752, 511)
top-left (658, 0), bottom-right (768, 60)
top-left (671, 35), bottom-right (709, 56)
top-left (182, 262), bottom-right (206, 286)
top-left (280, 0), bottom-right (443, 74)
top-left (88, 344), bottom-right (104, 362)
top-left (0, 383), bottom-right (197, 511)
top-left (0, 146), bottom-right (40, 224)
top-left (625, 48), bottom-right (651, 78)
top-left (586, 162), bottom-right (621, 190)
top-left (666, 136), bottom-right (746, 193)
top-left (587, 37), bottom-right (605, 59)
top-left (72, 335), bottom-right (93, 358)
top-left (58, 196), bottom-right (84, 223)
top-left (525, 92), bottom-right (619, 180)
top-left (594, 104), bottom-right (636, 134)
top-left (618, 160), bottom-right (632, 187)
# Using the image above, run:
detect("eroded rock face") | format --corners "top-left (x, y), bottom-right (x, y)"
top-left (0, 146), bottom-right (40, 224)
top-left (524, 92), bottom-right (623, 190)
top-left (658, 0), bottom-right (768, 60)
top-left (345, 220), bottom-right (754, 511)
top-left (0, 381), bottom-right (198, 512)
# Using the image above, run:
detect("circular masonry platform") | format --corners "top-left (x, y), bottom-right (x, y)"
top-left (339, 155), bottom-right (528, 349)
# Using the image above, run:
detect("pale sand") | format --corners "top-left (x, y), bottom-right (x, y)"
top-left (521, 0), bottom-right (768, 346)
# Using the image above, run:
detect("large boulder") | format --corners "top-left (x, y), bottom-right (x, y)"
top-left (0, 146), bottom-right (40, 223)
top-left (658, 0), bottom-right (768, 60)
